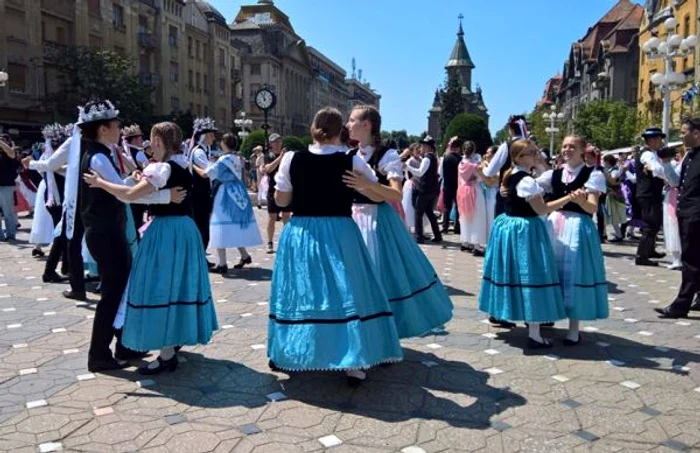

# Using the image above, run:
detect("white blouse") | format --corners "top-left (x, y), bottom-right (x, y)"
top-left (144, 154), bottom-right (189, 190)
top-left (512, 166), bottom-right (545, 200)
top-left (357, 145), bottom-right (403, 181)
top-left (275, 144), bottom-right (378, 193)
top-left (536, 163), bottom-right (606, 195)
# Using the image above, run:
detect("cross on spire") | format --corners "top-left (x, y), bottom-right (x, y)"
top-left (457, 13), bottom-right (464, 36)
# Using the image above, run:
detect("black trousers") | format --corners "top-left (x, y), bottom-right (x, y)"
top-left (44, 205), bottom-right (67, 276)
top-left (441, 187), bottom-right (459, 232)
top-left (413, 191), bottom-right (442, 240)
top-left (669, 216), bottom-right (700, 313)
top-left (596, 195), bottom-right (607, 240)
top-left (193, 190), bottom-right (212, 250)
top-left (85, 229), bottom-right (131, 361)
top-left (47, 211), bottom-right (85, 294)
top-left (636, 198), bottom-right (662, 260)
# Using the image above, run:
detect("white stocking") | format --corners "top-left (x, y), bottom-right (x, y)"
top-left (216, 248), bottom-right (227, 267)
top-left (528, 322), bottom-right (543, 343)
top-left (567, 319), bottom-right (580, 342)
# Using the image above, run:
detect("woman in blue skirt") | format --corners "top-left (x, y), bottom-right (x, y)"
top-left (269, 107), bottom-right (402, 386)
top-left (343, 105), bottom-right (453, 339)
top-left (479, 139), bottom-right (582, 348)
top-left (536, 136), bottom-right (609, 345)
top-left (84, 122), bottom-right (218, 374)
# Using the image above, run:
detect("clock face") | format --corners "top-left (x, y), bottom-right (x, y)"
top-left (255, 89), bottom-right (274, 110)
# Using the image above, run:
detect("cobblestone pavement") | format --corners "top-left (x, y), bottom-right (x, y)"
top-left (0, 209), bottom-right (699, 453)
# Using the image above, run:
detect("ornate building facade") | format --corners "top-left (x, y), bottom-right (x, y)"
top-left (427, 19), bottom-right (488, 140)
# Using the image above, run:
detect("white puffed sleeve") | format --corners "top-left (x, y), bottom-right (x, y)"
top-left (585, 170), bottom-right (607, 194)
top-left (274, 151), bottom-right (296, 192)
top-left (515, 175), bottom-right (545, 200)
top-left (378, 149), bottom-right (403, 181)
top-left (535, 169), bottom-right (554, 193)
top-left (142, 162), bottom-right (172, 189)
top-left (352, 155), bottom-right (378, 182)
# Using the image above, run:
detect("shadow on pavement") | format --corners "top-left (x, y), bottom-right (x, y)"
top-left (221, 266), bottom-right (272, 282)
top-left (278, 347), bottom-right (527, 429)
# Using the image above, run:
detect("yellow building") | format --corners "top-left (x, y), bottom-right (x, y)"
top-left (638, 0), bottom-right (698, 128)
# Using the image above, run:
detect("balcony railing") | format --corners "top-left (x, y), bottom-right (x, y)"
top-left (138, 32), bottom-right (158, 49)
top-left (139, 72), bottom-right (160, 87)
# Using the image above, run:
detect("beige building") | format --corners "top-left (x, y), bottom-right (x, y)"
top-left (0, 0), bottom-right (377, 141)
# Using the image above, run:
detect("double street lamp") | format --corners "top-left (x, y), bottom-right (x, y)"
top-left (543, 105), bottom-right (564, 154)
top-left (234, 112), bottom-right (253, 144)
top-left (642, 17), bottom-right (698, 137)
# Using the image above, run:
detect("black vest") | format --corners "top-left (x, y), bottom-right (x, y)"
top-left (635, 149), bottom-right (665, 201)
top-left (505, 172), bottom-right (538, 218)
top-left (414, 152), bottom-right (439, 195)
top-left (678, 148), bottom-right (700, 219)
top-left (498, 139), bottom-right (520, 183)
top-left (290, 151), bottom-right (354, 217)
top-left (551, 165), bottom-right (594, 217)
top-left (264, 152), bottom-right (280, 196)
top-left (191, 145), bottom-right (212, 199)
top-left (348, 146), bottom-right (390, 205)
top-left (150, 162), bottom-right (194, 218)
top-left (79, 141), bottom-right (126, 234)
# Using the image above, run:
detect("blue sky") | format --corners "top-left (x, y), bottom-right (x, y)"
top-left (211, 0), bottom-right (641, 135)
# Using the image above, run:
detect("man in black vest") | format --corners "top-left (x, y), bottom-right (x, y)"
top-left (440, 137), bottom-right (462, 235)
top-left (655, 118), bottom-right (700, 318)
top-left (122, 125), bottom-right (149, 232)
top-left (409, 136), bottom-right (442, 243)
top-left (635, 127), bottom-right (667, 266)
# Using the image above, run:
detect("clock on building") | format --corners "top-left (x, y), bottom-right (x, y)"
top-left (254, 86), bottom-right (276, 111)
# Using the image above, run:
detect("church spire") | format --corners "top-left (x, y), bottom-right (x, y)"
top-left (446, 14), bottom-right (475, 69)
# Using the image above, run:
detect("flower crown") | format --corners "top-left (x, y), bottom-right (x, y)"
top-left (122, 124), bottom-right (143, 138)
top-left (42, 123), bottom-right (65, 141)
top-left (76, 100), bottom-right (119, 125)
top-left (193, 117), bottom-right (217, 134)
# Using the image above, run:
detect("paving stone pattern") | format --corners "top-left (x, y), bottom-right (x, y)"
top-left (0, 211), bottom-right (699, 452)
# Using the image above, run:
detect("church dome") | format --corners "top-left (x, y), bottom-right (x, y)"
top-left (446, 21), bottom-right (475, 69)
top-left (195, 1), bottom-right (228, 26)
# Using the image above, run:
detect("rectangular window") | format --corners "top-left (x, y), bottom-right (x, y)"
top-left (196, 104), bottom-right (201, 116)
top-left (188, 70), bottom-right (193, 90)
top-left (169, 61), bottom-right (179, 83)
top-left (196, 41), bottom-right (201, 60)
top-left (251, 63), bottom-right (261, 76)
top-left (219, 78), bottom-right (226, 95)
top-left (8, 63), bottom-right (27, 93)
top-left (88, 0), bottom-right (101, 16)
top-left (168, 25), bottom-right (178, 47)
top-left (56, 26), bottom-right (66, 45)
top-left (139, 53), bottom-right (151, 73)
top-left (188, 36), bottom-right (193, 57)
top-left (204, 105), bottom-right (209, 117)
top-left (196, 72), bottom-right (201, 91)
top-left (114, 46), bottom-right (126, 56)
top-left (203, 74), bottom-right (208, 93)
top-left (112, 4), bottom-right (124, 27)
top-left (203, 43), bottom-right (208, 62)
top-left (171, 96), bottom-right (180, 111)
top-left (684, 14), bottom-right (691, 37)
top-left (230, 55), bottom-right (236, 69)
top-left (138, 15), bottom-right (148, 34)
top-left (189, 102), bottom-right (194, 113)
top-left (219, 48), bottom-right (226, 67)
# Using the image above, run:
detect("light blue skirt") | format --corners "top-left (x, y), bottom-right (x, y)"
top-left (375, 203), bottom-right (453, 338)
top-left (478, 214), bottom-right (566, 323)
top-left (548, 212), bottom-right (609, 320)
top-left (122, 215), bottom-right (218, 351)
top-left (268, 216), bottom-right (403, 371)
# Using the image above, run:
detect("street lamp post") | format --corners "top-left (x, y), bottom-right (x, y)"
top-left (234, 112), bottom-right (253, 146)
top-left (543, 105), bottom-right (564, 155)
top-left (642, 17), bottom-right (697, 138)
top-left (0, 70), bottom-right (8, 87)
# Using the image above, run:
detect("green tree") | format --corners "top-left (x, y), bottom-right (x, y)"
top-left (282, 135), bottom-right (306, 152)
top-left (444, 113), bottom-right (493, 154)
top-left (150, 110), bottom-right (195, 138)
top-left (299, 135), bottom-right (313, 147)
top-left (493, 124), bottom-right (510, 145)
top-left (572, 100), bottom-right (639, 150)
top-left (48, 46), bottom-right (154, 128)
top-left (439, 72), bottom-right (464, 140)
top-left (240, 130), bottom-right (267, 157)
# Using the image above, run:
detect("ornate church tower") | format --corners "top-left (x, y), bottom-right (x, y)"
top-left (446, 15), bottom-right (475, 94)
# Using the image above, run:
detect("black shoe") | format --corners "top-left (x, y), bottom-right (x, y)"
top-left (635, 258), bottom-right (659, 267)
top-left (346, 374), bottom-right (366, 388)
top-left (42, 272), bottom-right (68, 283)
top-left (608, 237), bottom-right (624, 243)
top-left (60, 266), bottom-right (70, 277)
top-left (541, 322), bottom-right (555, 328)
top-left (690, 299), bottom-right (700, 312)
top-left (138, 355), bottom-right (178, 375)
top-left (654, 307), bottom-right (688, 319)
top-left (32, 249), bottom-right (45, 258)
top-left (88, 357), bottom-right (129, 373)
top-left (472, 248), bottom-right (485, 257)
top-left (440, 228), bottom-right (449, 234)
top-left (268, 360), bottom-right (280, 372)
top-left (416, 238), bottom-right (426, 244)
top-left (650, 251), bottom-right (666, 259)
top-left (528, 338), bottom-right (553, 349)
top-left (563, 337), bottom-right (580, 346)
top-left (210, 265), bottom-right (228, 274)
top-left (266, 242), bottom-right (275, 254)
top-left (84, 275), bottom-right (100, 283)
top-left (489, 317), bottom-right (515, 329)
top-left (62, 290), bottom-right (87, 301)
top-left (207, 261), bottom-right (216, 269)
top-left (233, 256), bottom-right (252, 269)
top-left (115, 347), bottom-right (150, 361)
top-left (431, 237), bottom-right (443, 244)
top-left (460, 245), bottom-right (469, 252)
